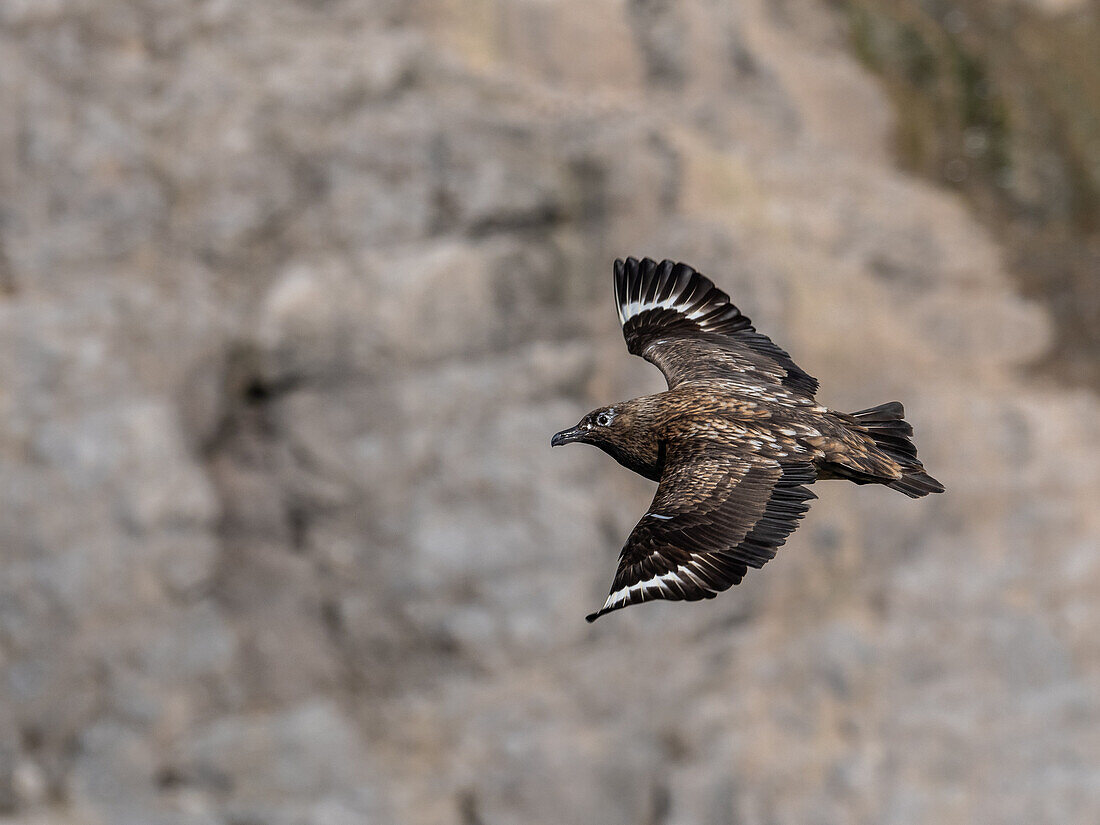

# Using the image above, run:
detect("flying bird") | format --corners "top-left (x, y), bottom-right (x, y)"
top-left (552, 257), bottom-right (943, 622)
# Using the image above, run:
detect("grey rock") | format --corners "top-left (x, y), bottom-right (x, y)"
top-left (0, 1), bottom-right (1097, 824)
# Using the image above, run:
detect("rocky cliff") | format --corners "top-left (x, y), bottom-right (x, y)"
top-left (0, 1), bottom-right (1097, 824)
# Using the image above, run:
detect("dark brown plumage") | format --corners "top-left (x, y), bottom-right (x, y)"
top-left (552, 257), bottom-right (944, 622)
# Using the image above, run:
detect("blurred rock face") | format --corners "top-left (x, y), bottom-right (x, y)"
top-left (0, 2), bottom-right (1097, 824)
top-left (843, 0), bottom-right (1100, 388)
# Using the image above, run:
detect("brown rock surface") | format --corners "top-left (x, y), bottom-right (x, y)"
top-left (0, 2), bottom-right (1097, 824)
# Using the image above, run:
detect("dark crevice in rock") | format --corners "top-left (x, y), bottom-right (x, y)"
top-left (154, 763), bottom-right (234, 796)
top-left (18, 727), bottom-right (42, 754)
top-left (647, 781), bottom-right (672, 825)
top-left (568, 156), bottom-right (611, 228)
top-left (319, 597), bottom-right (344, 640)
top-left (0, 234), bottom-right (16, 296)
top-left (286, 503), bottom-right (311, 554)
top-left (457, 788), bottom-right (486, 825)
top-left (241, 378), bottom-right (274, 406)
top-left (466, 201), bottom-right (566, 238)
top-left (648, 131), bottom-right (683, 211)
top-left (153, 765), bottom-right (184, 790)
top-left (428, 132), bottom-right (461, 235)
top-left (628, 0), bottom-right (690, 89)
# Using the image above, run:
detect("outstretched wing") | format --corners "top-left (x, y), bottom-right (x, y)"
top-left (587, 443), bottom-right (816, 622)
top-left (614, 257), bottom-right (818, 396)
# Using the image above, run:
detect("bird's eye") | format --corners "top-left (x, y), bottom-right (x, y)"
top-left (596, 412), bottom-right (612, 427)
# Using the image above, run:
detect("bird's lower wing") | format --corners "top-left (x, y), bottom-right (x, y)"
top-left (587, 446), bottom-right (816, 622)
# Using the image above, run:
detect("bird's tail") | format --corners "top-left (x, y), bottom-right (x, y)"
top-left (831, 402), bottom-right (944, 498)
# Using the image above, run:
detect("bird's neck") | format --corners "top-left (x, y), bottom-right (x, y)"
top-left (600, 432), bottom-right (664, 482)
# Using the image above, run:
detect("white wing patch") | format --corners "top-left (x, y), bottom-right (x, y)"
top-left (616, 269), bottom-right (717, 328)
top-left (601, 571), bottom-right (686, 613)
top-left (597, 560), bottom-right (720, 614)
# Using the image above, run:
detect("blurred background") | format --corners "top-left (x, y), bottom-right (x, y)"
top-left (1, 1), bottom-right (1098, 823)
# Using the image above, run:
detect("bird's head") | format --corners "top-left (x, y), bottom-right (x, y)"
top-left (551, 397), bottom-right (663, 481)
top-left (551, 405), bottom-right (623, 449)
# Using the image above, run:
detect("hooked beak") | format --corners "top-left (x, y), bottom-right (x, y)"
top-left (551, 425), bottom-right (586, 447)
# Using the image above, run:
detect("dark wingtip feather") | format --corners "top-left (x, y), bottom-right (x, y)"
top-left (586, 602), bottom-right (621, 622)
top-left (888, 471), bottom-right (945, 498)
top-left (850, 401), bottom-right (906, 422)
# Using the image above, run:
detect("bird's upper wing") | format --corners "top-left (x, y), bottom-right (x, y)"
top-left (587, 442), bottom-right (816, 622)
top-left (614, 257), bottom-right (818, 396)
